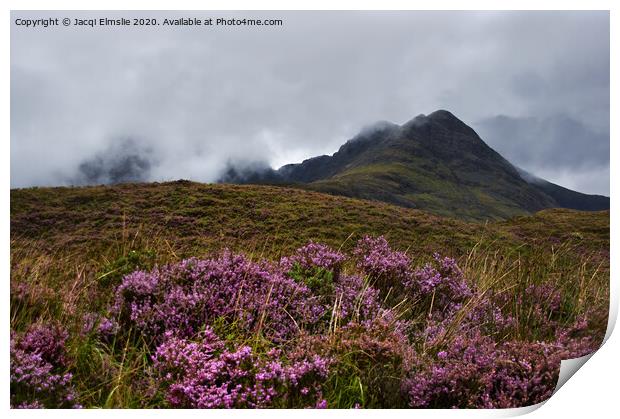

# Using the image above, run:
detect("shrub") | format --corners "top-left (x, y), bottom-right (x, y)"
top-left (353, 236), bottom-right (410, 291)
top-left (332, 274), bottom-right (382, 324)
top-left (111, 250), bottom-right (324, 343)
top-left (10, 324), bottom-right (81, 409)
top-left (404, 329), bottom-right (497, 408)
top-left (11, 236), bottom-right (605, 408)
top-left (293, 316), bottom-right (413, 408)
top-left (405, 253), bottom-right (474, 321)
top-left (280, 241), bottom-right (345, 277)
top-left (152, 328), bottom-right (330, 408)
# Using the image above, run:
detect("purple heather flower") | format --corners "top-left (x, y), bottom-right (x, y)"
top-left (10, 324), bottom-right (80, 409)
top-left (353, 236), bottom-right (411, 286)
top-left (153, 331), bottom-right (330, 408)
top-left (280, 241), bottom-right (346, 274)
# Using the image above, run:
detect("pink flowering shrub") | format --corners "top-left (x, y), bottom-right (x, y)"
top-left (353, 236), bottom-right (411, 289)
top-left (332, 275), bottom-right (382, 322)
top-left (81, 313), bottom-right (119, 341)
top-left (554, 315), bottom-right (603, 359)
top-left (403, 289), bottom-right (600, 408)
top-left (483, 341), bottom-right (565, 408)
top-left (280, 241), bottom-right (345, 276)
top-left (281, 242), bottom-right (347, 301)
top-left (10, 324), bottom-right (81, 409)
top-left (403, 326), bottom-right (599, 409)
top-left (404, 329), bottom-right (497, 408)
top-left (112, 250), bottom-right (325, 342)
top-left (406, 254), bottom-right (474, 320)
top-left (153, 328), bottom-right (330, 408)
top-left (11, 235), bottom-right (605, 409)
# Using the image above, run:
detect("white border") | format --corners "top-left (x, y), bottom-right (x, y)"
top-left (3, 1), bottom-right (616, 418)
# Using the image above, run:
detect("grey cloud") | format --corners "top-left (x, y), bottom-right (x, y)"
top-left (71, 138), bottom-right (155, 185)
top-left (474, 114), bottom-right (609, 195)
top-left (10, 10), bottom-right (609, 195)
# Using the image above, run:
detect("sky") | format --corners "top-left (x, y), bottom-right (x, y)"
top-left (11, 11), bottom-right (610, 195)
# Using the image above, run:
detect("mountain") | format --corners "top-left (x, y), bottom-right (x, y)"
top-left (515, 167), bottom-right (610, 211)
top-left (221, 110), bottom-right (609, 221)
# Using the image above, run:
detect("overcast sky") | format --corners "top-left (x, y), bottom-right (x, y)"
top-left (11, 11), bottom-right (609, 195)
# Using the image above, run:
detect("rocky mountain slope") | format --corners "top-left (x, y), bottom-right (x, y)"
top-left (221, 110), bottom-right (609, 221)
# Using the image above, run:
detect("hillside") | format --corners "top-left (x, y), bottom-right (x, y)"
top-left (10, 182), bottom-right (609, 408)
top-left (11, 181), bottom-right (609, 266)
top-left (10, 181), bottom-right (481, 261)
top-left (221, 110), bottom-right (609, 221)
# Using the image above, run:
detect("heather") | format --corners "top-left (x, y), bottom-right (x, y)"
top-left (152, 330), bottom-right (330, 408)
top-left (10, 324), bottom-right (81, 408)
top-left (10, 183), bottom-right (609, 409)
top-left (110, 251), bottom-right (324, 342)
top-left (9, 234), bottom-right (607, 409)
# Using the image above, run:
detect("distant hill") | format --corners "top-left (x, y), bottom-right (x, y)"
top-left (10, 182), bottom-right (609, 264)
top-left (220, 110), bottom-right (609, 221)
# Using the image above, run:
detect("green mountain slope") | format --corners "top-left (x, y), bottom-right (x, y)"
top-left (224, 110), bottom-right (609, 221)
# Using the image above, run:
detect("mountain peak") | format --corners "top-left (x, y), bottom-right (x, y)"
top-left (427, 109), bottom-right (459, 120)
top-left (401, 113), bottom-right (429, 128)
top-left (400, 109), bottom-right (478, 139)
top-left (427, 109), bottom-right (476, 135)
top-left (219, 109), bottom-right (609, 220)
top-left (400, 109), bottom-right (462, 127)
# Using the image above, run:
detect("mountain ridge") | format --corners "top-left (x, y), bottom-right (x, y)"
top-left (220, 110), bottom-right (608, 221)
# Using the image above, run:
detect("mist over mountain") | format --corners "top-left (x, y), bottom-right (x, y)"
top-left (475, 114), bottom-right (610, 194)
top-left (219, 160), bottom-right (284, 184)
top-left (514, 167), bottom-right (610, 212)
top-left (220, 110), bottom-right (609, 220)
top-left (70, 139), bottom-right (156, 186)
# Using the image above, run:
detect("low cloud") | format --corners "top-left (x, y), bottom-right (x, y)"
top-left (474, 114), bottom-right (609, 195)
top-left (10, 11), bottom-right (609, 194)
top-left (71, 139), bottom-right (155, 185)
